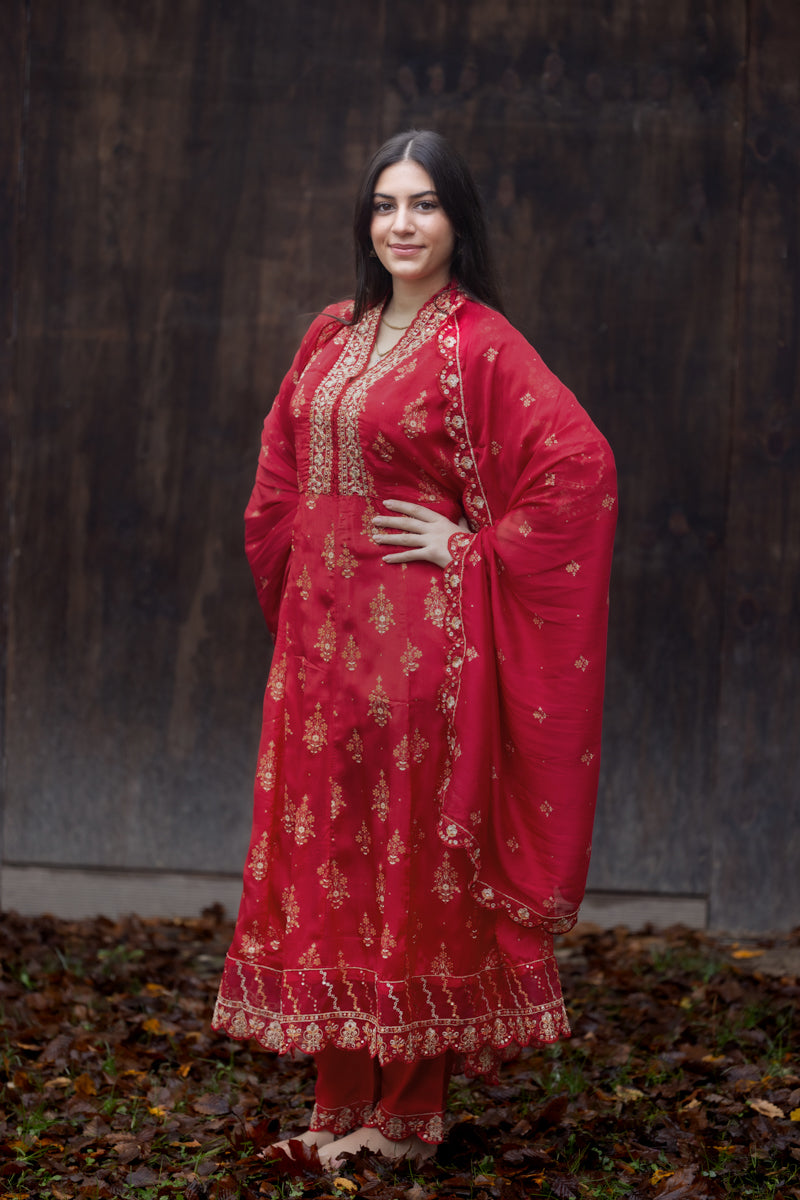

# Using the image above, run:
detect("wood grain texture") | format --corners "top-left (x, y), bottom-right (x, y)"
top-left (6, 1), bottom-right (383, 870)
top-left (379, 2), bottom-right (747, 895)
top-left (0, 0), bottom-right (26, 864)
top-left (2, 1), bottom-right (797, 929)
top-left (713, 0), bottom-right (800, 929)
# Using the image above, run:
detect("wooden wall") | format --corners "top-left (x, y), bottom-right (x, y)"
top-left (1, 0), bottom-right (798, 931)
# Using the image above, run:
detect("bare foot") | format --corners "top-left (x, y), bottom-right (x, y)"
top-left (264, 1128), bottom-right (336, 1159)
top-left (317, 1125), bottom-right (437, 1169)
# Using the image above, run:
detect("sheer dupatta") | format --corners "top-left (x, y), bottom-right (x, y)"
top-left (434, 302), bottom-right (617, 933)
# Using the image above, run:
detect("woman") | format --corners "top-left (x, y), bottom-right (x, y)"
top-left (213, 130), bottom-right (616, 1167)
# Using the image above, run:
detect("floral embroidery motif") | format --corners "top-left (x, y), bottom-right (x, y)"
top-left (533, 707), bottom-right (547, 723)
top-left (520, 392), bottom-right (536, 407)
top-left (247, 832), bottom-right (270, 881)
top-left (303, 704), bottom-right (327, 754)
top-left (298, 944), bottom-right (322, 968)
top-left (359, 913), bottom-right (376, 947)
top-left (575, 656), bottom-right (589, 671)
top-left (267, 653), bottom-right (287, 701)
top-left (293, 795), bottom-right (315, 846)
top-left (507, 836), bottom-right (520, 852)
top-left (372, 432), bottom-right (394, 461)
top-left (256, 743), bottom-right (276, 791)
top-left (432, 854), bottom-right (461, 903)
top-left (400, 391), bottom-right (428, 438)
top-left (394, 358), bottom-right (418, 380)
top-left (424, 578), bottom-right (446, 627)
top-left (602, 493), bottom-right (616, 510)
top-left (282, 885), bottom-right (300, 931)
top-left (581, 749), bottom-right (595, 765)
top-left (519, 520), bottom-right (532, 538)
top-left (315, 611), bottom-right (336, 662)
top-left (375, 865), bottom-right (386, 912)
top-left (337, 546), bottom-right (357, 578)
top-left (430, 944), bottom-right (454, 975)
top-left (393, 730), bottom-right (429, 771)
top-left (330, 779), bottom-right (345, 819)
top-left (380, 925), bottom-right (397, 959)
top-left (566, 560), bottom-right (581, 576)
top-left (240, 927), bottom-right (264, 958)
top-left (386, 829), bottom-right (406, 865)
top-left (367, 677), bottom-right (391, 726)
top-left (545, 434), bottom-right (558, 447)
top-left (545, 472), bottom-right (556, 487)
top-left (296, 564), bottom-right (311, 600)
top-left (322, 529), bottom-right (336, 571)
top-left (491, 440), bottom-right (502, 455)
top-left (317, 860), bottom-right (349, 908)
top-left (347, 729), bottom-right (364, 763)
top-left (369, 585), bottom-right (395, 634)
top-left (371, 772), bottom-right (390, 821)
top-left (484, 346), bottom-right (498, 362)
top-left (400, 640), bottom-right (422, 675)
top-left (341, 635), bottom-right (361, 671)
top-left (417, 470), bottom-right (448, 503)
top-left (540, 800), bottom-right (553, 816)
top-left (291, 382), bottom-right (306, 418)
top-left (356, 822), bottom-right (371, 855)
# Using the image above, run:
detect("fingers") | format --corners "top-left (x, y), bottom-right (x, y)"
top-left (372, 515), bottom-right (427, 533)
top-left (380, 547), bottom-right (436, 564)
top-left (381, 499), bottom-right (439, 522)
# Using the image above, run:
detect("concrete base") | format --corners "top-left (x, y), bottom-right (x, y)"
top-left (0, 863), bottom-right (708, 930)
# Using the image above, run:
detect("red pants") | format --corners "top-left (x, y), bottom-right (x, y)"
top-left (309, 1046), bottom-right (453, 1144)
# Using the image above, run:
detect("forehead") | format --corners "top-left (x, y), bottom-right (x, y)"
top-left (373, 159), bottom-right (436, 196)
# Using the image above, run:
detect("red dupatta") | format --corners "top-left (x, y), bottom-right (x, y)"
top-left (432, 299), bottom-right (617, 933)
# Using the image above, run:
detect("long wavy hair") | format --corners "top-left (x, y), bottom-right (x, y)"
top-left (349, 129), bottom-right (505, 324)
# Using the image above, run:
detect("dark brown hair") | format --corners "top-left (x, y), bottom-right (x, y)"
top-left (350, 129), bottom-right (504, 323)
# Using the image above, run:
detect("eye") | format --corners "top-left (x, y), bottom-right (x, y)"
top-left (372, 201), bottom-right (394, 214)
top-left (416, 200), bottom-right (438, 211)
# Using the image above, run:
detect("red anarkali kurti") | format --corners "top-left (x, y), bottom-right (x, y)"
top-left (213, 284), bottom-right (617, 1083)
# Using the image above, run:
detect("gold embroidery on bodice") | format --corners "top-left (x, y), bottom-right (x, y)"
top-left (306, 293), bottom-right (457, 497)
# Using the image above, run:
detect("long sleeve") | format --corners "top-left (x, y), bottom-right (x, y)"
top-left (436, 305), bottom-right (617, 933)
top-left (244, 310), bottom-right (344, 636)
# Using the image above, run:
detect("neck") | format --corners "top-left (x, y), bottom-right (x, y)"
top-left (384, 273), bottom-right (451, 324)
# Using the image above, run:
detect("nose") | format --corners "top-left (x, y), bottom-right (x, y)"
top-left (391, 203), bottom-right (415, 235)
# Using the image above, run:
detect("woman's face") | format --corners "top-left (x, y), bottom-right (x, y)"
top-left (370, 159), bottom-right (456, 293)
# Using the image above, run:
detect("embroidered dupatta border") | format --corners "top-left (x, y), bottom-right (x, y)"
top-left (434, 306), bottom-right (579, 935)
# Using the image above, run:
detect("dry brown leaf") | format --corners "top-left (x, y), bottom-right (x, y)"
top-left (749, 1098), bottom-right (785, 1119)
top-left (191, 1092), bottom-right (231, 1115)
top-left (73, 1072), bottom-right (97, 1097)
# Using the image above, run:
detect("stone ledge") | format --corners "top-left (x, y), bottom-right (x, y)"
top-left (1, 863), bottom-right (708, 929)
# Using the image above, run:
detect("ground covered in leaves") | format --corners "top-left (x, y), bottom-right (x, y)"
top-left (1, 910), bottom-right (798, 1200)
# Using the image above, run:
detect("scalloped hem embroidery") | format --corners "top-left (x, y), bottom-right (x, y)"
top-left (367, 1105), bottom-right (445, 1145)
top-left (309, 1100), bottom-right (375, 1136)
top-left (211, 1000), bottom-right (570, 1078)
top-left (437, 809), bottom-right (580, 935)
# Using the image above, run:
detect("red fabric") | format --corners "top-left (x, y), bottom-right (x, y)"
top-left (212, 284), bottom-right (616, 1075)
top-left (310, 1046), bottom-right (453, 1143)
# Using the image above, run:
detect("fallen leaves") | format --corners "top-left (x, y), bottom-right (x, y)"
top-left (0, 912), bottom-right (798, 1198)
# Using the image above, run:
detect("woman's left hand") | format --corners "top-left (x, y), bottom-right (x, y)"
top-left (372, 500), bottom-right (470, 567)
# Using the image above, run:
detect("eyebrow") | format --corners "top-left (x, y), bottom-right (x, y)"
top-left (373, 190), bottom-right (438, 200)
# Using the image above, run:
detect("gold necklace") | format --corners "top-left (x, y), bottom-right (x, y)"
top-left (382, 317), bottom-right (412, 330)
